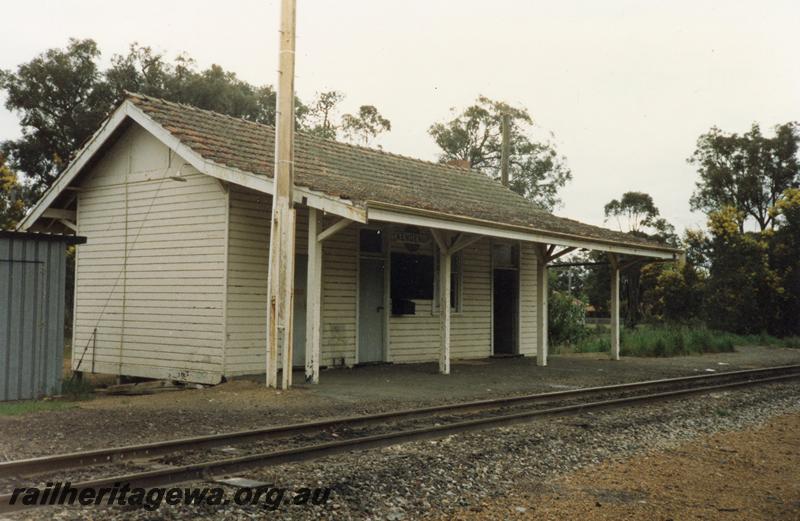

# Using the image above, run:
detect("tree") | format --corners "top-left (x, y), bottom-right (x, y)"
top-left (1, 39), bottom-right (391, 199)
top-left (305, 91), bottom-right (345, 140)
top-left (428, 96), bottom-right (571, 211)
top-left (645, 262), bottom-right (706, 324)
top-left (0, 155), bottom-right (27, 229)
top-left (703, 207), bottom-right (782, 334)
top-left (604, 192), bottom-right (659, 234)
top-left (105, 43), bottom-right (175, 99)
top-left (304, 92), bottom-right (391, 146)
top-left (604, 191), bottom-right (678, 247)
top-left (689, 122), bottom-right (800, 232)
top-left (602, 191), bottom-right (679, 325)
top-left (767, 188), bottom-right (800, 335)
top-left (342, 105), bottom-right (392, 146)
top-left (105, 43), bottom-right (302, 126)
top-left (0, 39), bottom-right (114, 195)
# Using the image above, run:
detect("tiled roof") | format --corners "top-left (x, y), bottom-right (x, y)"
top-left (128, 93), bottom-right (676, 252)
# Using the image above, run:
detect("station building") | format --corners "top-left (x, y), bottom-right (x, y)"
top-left (19, 94), bottom-right (680, 385)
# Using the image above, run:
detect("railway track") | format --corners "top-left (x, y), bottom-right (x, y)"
top-left (1, 364), bottom-right (798, 512)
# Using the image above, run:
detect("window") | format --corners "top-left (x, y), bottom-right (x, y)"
top-left (359, 228), bottom-right (383, 255)
top-left (390, 253), bottom-right (434, 301)
top-left (492, 242), bottom-right (519, 269)
top-left (433, 251), bottom-right (463, 312)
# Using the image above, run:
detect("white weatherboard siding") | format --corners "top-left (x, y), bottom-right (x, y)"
top-left (224, 186), bottom-right (310, 375)
top-left (224, 185), bottom-right (271, 375)
top-left (320, 220), bottom-right (358, 367)
top-left (453, 238), bottom-right (493, 359)
top-left (213, 183), bottom-right (358, 376)
top-left (388, 236), bottom-right (493, 363)
top-left (386, 236), bottom-right (438, 363)
top-left (73, 124), bottom-right (227, 383)
top-left (518, 241), bottom-right (539, 357)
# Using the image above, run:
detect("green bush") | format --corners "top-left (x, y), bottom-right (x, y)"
top-left (548, 291), bottom-right (588, 347)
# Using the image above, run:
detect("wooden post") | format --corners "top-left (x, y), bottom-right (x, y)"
top-left (536, 244), bottom-right (548, 367)
top-left (305, 208), bottom-right (322, 383)
top-left (608, 253), bottom-right (620, 361)
top-left (501, 114), bottom-right (511, 187)
top-left (266, 0), bottom-right (298, 389)
top-left (439, 249), bottom-right (452, 375)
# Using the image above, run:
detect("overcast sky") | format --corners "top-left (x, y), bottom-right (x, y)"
top-left (2, 0), bottom-right (799, 233)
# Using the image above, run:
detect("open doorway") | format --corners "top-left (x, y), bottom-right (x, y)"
top-left (292, 254), bottom-right (307, 367)
top-left (492, 242), bottom-right (519, 355)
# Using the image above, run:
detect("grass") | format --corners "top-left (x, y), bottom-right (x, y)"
top-left (566, 324), bottom-right (800, 357)
top-left (0, 400), bottom-right (74, 417)
top-left (0, 376), bottom-right (95, 417)
top-left (727, 333), bottom-right (800, 349)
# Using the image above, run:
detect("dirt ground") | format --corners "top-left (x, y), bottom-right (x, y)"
top-left (440, 412), bottom-right (800, 521)
top-left (1, 345), bottom-right (799, 460)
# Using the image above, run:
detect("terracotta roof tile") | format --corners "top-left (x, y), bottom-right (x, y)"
top-left (127, 93), bottom-right (677, 253)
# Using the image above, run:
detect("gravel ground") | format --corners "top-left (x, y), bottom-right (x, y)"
top-left (8, 380), bottom-right (799, 520)
top-left (2, 346), bottom-right (798, 461)
top-left (444, 412), bottom-right (800, 520)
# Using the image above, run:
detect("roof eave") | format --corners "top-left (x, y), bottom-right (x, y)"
top-left (17, 101), bottom-right (132, 231)
top-left (18, 100), bottom-right (367, 231)
top-left (366, 200), bottom-right (681, 259)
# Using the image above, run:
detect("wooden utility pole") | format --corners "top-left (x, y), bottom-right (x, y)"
top-left (500, 114), bottom-right (511, 186)
top-left (266, 0), bottom-right (298, 389)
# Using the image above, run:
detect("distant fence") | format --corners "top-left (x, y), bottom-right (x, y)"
top-left (585, 317), bottom-right (611, 326)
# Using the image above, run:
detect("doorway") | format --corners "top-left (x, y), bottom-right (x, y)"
top-left (492, 241), bottom-right (519, 356)
top-left (292, 255), bottom-right (307, 367)
top-left (493, 269), bottom-right (519, 355)
top-left (358, 257), bottom-right (386, 363)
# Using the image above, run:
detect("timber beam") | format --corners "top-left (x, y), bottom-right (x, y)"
top-left (42, 208), bottom-right (76, 221)
top-left (317, 218), bottom-right (352, 242)
top-left (305, 208), bottom-right (323, 384)
top-left (545, 246), bottom-right (576, 264)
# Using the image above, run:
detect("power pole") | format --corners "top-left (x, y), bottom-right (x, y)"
top-left (266, 0), bottom-right (298, 389)
top-left (500, 113), bottom-right (511, 186)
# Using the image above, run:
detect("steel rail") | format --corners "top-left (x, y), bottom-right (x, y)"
top-left (1, 365), bottom-right (798, 477)
top-left (0, 371), bottom-right (798, 513)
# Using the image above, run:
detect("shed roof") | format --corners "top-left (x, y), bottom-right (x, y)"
top-left (0, 230), bottom-right (86, 245)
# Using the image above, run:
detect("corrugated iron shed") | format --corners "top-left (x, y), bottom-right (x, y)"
top-left (0, 231), bottom-right (86, 401)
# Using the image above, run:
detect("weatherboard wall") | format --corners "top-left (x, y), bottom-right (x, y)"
top-left (68, 123), bottom-right (541, 384)
top-left (386, 235), bottom-right (494, 363)
top-left (224, 185), bottom-right (356, 375)
top-left (73, 124), bottom-right (227, 384)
